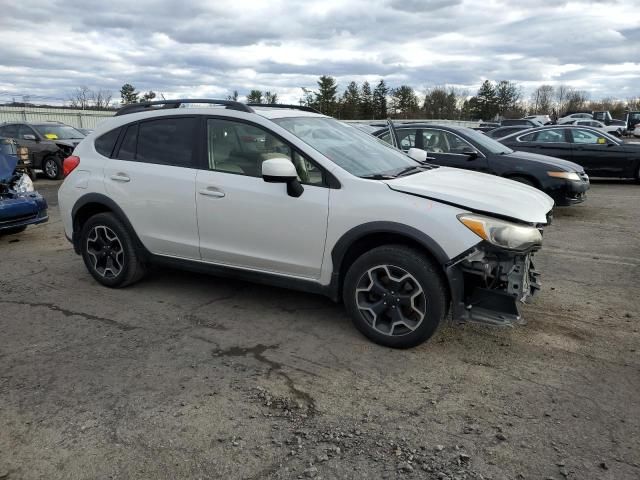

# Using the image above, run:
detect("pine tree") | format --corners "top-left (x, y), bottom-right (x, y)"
top-left (315, 76), bottom-right (338, 116)
top-left (246, 90), bottom-right (263, 104)
top-left (360, 81), bottom-right (373, 119)
top-left (473, 80), bottom-right (498, 120)
top-left (372, 80), bottom-right (389, 119)
top-left (120, 84), bottom-right (138, 105)
top-left (340, 81), bottom-right (360, 120)
top-left (391, 85), bottom-right (419, 118)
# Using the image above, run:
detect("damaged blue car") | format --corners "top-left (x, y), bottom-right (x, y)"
top-left (0, 138), bottom-right (48, 235)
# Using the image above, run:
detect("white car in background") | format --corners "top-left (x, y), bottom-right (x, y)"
top-left (557, 113), bottom-right (593, 124)
top-left (524, 115), bottom-right (552, 125)
top-left (634, 123), bottom-right (640, 138)
top-left (565, 119), bottom-right (624, 137)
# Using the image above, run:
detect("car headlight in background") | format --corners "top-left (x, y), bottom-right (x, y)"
top-left (547, 171), bottom-right (580, 181)
top-left (458, 213), bottom-right (542, 250)
top-left (14, 174), bottom-right (35, 194)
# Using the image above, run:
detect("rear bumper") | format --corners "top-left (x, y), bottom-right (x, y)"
top-left (0, 192), bottom-right (48, 231)
top-left (446, 244), bottom-right (541, 327)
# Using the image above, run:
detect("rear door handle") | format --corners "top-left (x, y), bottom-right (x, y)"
top-left (199, 187), bottom-right (225, 198)
top-left (110, 173), bottom-right (130, 182)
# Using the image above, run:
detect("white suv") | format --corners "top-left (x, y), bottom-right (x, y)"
top-left (58, 100), bottom-right (553, 348)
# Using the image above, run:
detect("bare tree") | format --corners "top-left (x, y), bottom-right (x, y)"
top-left (69, 86), bottom-right (91, 109)
top-left (90, 89), bottom-right (113, 109)
top-left (530, 85), bottom-right (554, 114)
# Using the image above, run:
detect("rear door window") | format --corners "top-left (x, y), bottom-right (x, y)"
top-left (95, 128), bottom-right (121, 158)
top-left (137, 117), bottom-right (197, 167)
top-left (115, 124), bottom-right (138, 160)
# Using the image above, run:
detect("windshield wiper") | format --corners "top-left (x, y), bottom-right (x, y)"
top-left (360, 173), bottom-right (397, 180)
top-left (395, 164), bottom-right (430, 177)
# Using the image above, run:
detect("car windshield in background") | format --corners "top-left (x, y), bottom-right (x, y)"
top-left (460, 127), bottom-right (514, 154)
top-left (273, 117), bottom-right (419, 178)
top-left (0, 139), bottom-right (17, 156)
top-left (33, 125), bottom-right (85, 140)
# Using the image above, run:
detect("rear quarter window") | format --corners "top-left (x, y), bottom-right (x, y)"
top-left (94, 128), bottom-right (121, 158)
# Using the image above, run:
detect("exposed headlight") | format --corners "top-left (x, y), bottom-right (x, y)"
top-left (547, 171), bottom-right (580, 181)
top-left (458, 213), bottom-right (542, 250)
top-left (14, 174), bottom-right (35, 193)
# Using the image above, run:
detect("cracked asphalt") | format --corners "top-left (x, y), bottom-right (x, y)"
top-left (1, 179), bottom-right (639, 480)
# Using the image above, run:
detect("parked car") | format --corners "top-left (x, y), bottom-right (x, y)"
top-left (592, 111), bottom-right (626, 128)
top-left (371, 122), bottom-right (588, 206)
top-left (485, 125), bottom-right (532, 139)
top-left (633, 123), bottom-right (640, 138)
top-left (473, 122), bottom-right (500, 133)
top-left (58, 99), bottom-right (554, 348)
top-left (563, 119), bottom-right (623, 137)
top-left (498, 125), bottom-right (640, 180)
top-left (625, 111), bottom-right (640, 134)
top-left (0, 141), bottom-right (48, 235)
top-left (501, 119), bottom-right (543, 127)
top-left (525, 115), bottom-right (552, 125)
top-left (557, 113), bottom-right (593, 124)
top-left (0, 121), bottom-right (86, 179)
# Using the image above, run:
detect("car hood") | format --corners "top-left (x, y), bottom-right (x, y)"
top-left (506, 150), bottom-right (584, 172)
top-left (0, 152), bottom-right (18, 183)
top-left (384, 167), bottom-right (554, 224)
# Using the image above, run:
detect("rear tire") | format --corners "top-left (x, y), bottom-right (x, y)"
top-left (79, 212), bottom-right (146, 287)
top-left (343, 245), bottom-right (447, 349)
top-left (43, 156), bottom-right (62, 180)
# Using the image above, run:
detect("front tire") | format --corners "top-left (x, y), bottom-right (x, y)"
top-left (43, 156), bottom-right (62, 180)
top-left (79, 212), bottom-right (146, 287)
top-left (343, 245), bottom-right (447, 348)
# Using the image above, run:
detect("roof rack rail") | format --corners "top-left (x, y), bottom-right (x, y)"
top-left (115, 99), bottom-right (255, 116)
top-left (246, 103), bottom-right (321, 114)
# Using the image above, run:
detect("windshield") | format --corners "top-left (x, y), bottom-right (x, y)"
top-left (0, 139), bottom-right (17, 156)
top-left (459, 127), bottom-right (514, 154)
top-left (34, 124), bottom-right (85, 140)
top-left (273, 117), bottom-right (419, 177)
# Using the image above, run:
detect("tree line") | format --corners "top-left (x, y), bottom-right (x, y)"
top-left (61, 81), bottom-right (639, 121)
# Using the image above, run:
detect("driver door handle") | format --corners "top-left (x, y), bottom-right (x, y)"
top-left (110, 173), bottom-right (130, 182)
top-left (199, 187), bottom-right (225, 198)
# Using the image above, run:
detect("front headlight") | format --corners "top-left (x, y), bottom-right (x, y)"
top-left (14, 174), bottom-right (35, 194)
top-left (458, 213), bottom-right (542, 250)
top-left (547, 171), bottom-right (580, 181)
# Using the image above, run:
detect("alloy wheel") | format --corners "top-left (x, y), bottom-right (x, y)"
top-left (86, 225), bottom-right (125, 278)
top-left (44, 158), bottom-right (58, 178)
top-left (355, 264), bottom-right (427, 336)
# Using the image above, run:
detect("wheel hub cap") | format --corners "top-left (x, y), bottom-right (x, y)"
top-left (355, 264), bottom-right (427, 337)
top-left (86, 225), bottom-right (124, 278)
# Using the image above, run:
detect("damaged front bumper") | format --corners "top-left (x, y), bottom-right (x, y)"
top-left (446, 243), bottom-right (541, 327)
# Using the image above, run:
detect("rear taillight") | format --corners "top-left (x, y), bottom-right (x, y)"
top-left (63, 155), bottom-right (80, 177)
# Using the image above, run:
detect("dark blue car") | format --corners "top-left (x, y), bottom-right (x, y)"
top-left (0, 138), bottom-right (48, 235)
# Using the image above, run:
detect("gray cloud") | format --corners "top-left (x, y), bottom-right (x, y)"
top-left (0, 0), bottom-right (638, 104)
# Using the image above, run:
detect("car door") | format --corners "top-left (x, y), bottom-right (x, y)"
top-left (196, 117), bottom-right (329, 279)
top-left (103, 116), bottom-right (200, 259)
top-left (421, 128), bottom-right (490, 172)
top-left (568, 128), bottom-right (629, 177)
top-left (16, 124), bottom-right (49, 169)
top-left (520, 128), bottom-right (573, 160)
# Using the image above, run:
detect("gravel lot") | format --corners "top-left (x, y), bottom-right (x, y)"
top-left (1, 179), bottom-right (639, 480)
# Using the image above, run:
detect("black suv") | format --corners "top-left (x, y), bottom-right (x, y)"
top-left (0, 122), bottom-right (85, 179)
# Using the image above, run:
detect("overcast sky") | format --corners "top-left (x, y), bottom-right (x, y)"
top-left (0, 0), bottom-right (638, 105)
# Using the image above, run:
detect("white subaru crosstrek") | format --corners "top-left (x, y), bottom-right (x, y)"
top-left (58, 100), bottom-right (553, 348)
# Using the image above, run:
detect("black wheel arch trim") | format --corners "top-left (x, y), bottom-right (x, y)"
top-left (331, 221), bottom-right (450, 272)
top-left (71, 192), bottom-right (149, 257)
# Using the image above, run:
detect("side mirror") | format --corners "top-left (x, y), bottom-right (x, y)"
top-left (262, 157), bottom-right (304, 198)
top-left (23, 134), bottom-right (36, 141)
top-left (407, 147), bottom-right (427, 163)
top-left (462, 146), bottom-right (479, 159)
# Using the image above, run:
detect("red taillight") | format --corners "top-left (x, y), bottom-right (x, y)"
top-left (63, 155), bottom-right (80, 177)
